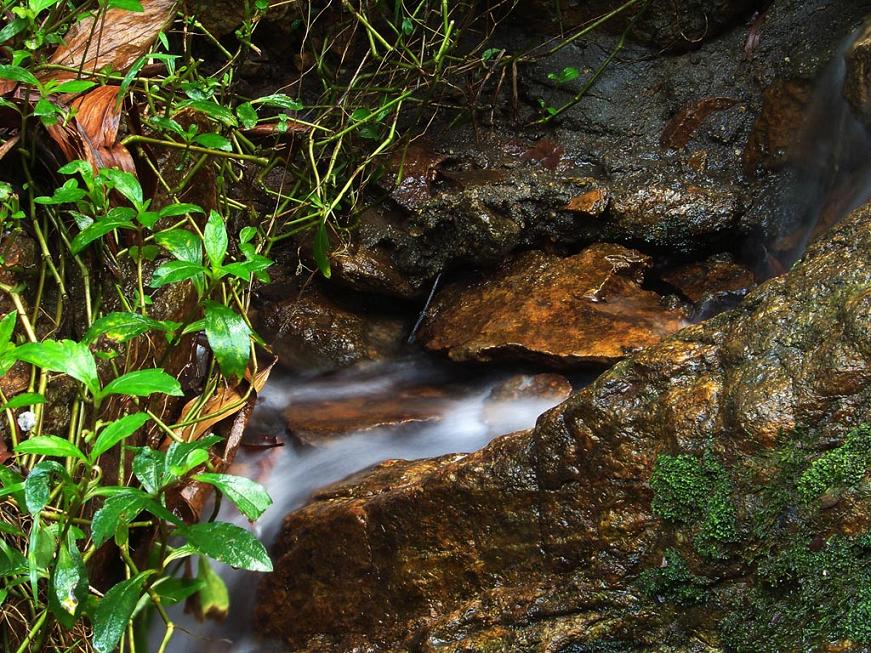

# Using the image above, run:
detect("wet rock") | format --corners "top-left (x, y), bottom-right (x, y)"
top-left (661, 253), bottom-right (756, 303)
top-left (256, 199), bottom-right (871, 651)
top-left (419, 244), bottom-right (687, 367)
top-left (844, 22), bottom-right (871, 122)
top-left (259, 284), bottom-right (409, 373)
top-left (743, 79), bottom-right (812, 176)
top-left (284, 386), bottom-right (450, 447)
top-left (330, 244), bottom-right (420, 299)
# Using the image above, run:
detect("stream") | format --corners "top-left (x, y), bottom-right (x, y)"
top-left (152, 26), bottom-right (871, 653)
top-left (158, 358), bottom-right (590, 652)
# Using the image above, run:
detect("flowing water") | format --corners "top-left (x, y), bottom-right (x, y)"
top-left (156, 358), bottom-right (587, 652)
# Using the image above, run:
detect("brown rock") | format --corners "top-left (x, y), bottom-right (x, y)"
top-left (661, 253), bottom-right (756, 303)
top-left (844, 23), bottom-right (871, 122)
top-left (564, 187), bottom-right (609, 214)
top-left (260, 284), bottom-right (408, 373)
top-left (256, 200), bottom-right (871, 651)
top-left (419, 244), bottom-right (687, 367)
top-left (743, 79), bottom-right (812, 176)
top-left (330, 244), bottom-right (419, 299)
top-left (285, 386), bottom-right (450, 447)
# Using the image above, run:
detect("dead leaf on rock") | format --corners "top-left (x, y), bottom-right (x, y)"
top-left (660, 97), bottom-right (737, 150)
top-left (47, 0), bottom-right (178, 79)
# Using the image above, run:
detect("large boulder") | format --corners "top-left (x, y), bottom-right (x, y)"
top-left (255, 199), bottom-right (871, 651)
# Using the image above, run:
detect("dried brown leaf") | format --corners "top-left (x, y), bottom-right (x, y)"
top-left (48, 0), bottom-right (178, 79)
top-left (44, 86), bottom-right (136, 173)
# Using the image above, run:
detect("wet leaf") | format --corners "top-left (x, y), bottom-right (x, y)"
top-left (203, 210), bottom-right (228, 268)
top-left (204, 303), bottom-right (250, 380)
top-left (91, 412), bottom-right (150, 461)
top-left (195, 556), bottom-right (228, 619)
top-left (158, 202), bottom-right (204, 218)
top-left (193, 132), bottom-right (232, 151)
top-left (102, 167), bottom-right (143, 205)
top-left (48, 0), bottom-right (176, 77)
top-left (23, 461), bottom-right (68, 515)
top-left (0, 65), bottom-right (40, 87)
top-left (180, 100), bottom-right (238, 127)
top-left (100, 368), bottom-right (183, 398)
top-left (92, 572), bottom-right (152, 653)
top-left (90, 489), bottom-right (149, 547)
top-left (194, 473), bottom-right (272, 520)
top-left (0, 310), bottom-right (16, 347)
top-left (181, 522), bottom-right (272, 572)
top-left (236, 102), bottom-right (257, 129)
top-left (70, 210), bottom-right (135, 254)
top-left (15, 436), bottom-right (87, 463)
top-left (15, 340), bottom-right (100, 395)
top-left (155, 229), bottom-right (202, 263)
top-left (149, 260), bottom-right (207, 288)
top-left (84, 311), bottom-right (178, 345)
top-left (0, 393), bottom-right (45, 411)
top-left (53, 537), bottom-right (85, 617)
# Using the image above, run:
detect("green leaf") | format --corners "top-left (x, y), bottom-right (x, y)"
top-left (236, 102), bottom-right (258, 129)
top-left (155, 228), bottom-right (201, 263)
top-left (163, 437), bottom-right (219, 482)
top-left (158, 203), bottom-right (204, 219)
top-left (0, 310), bottom-right (16, 347)
top-left (91, 412), bottom-right (149, 461)
top-left (107, 0), bottom-right (144, 10)
top-left (92, 572), bottom-right (152, 653)
top-left (204, 210), bottom-right (228, 268)
top-left (0, 18), bottom-right (26, 44)
top-left (14, 340), bottom-right (99, 395)
top-left (313, 221), bottom-right (331, 278)
top-left (15, 436), bottom-right (86, 463)
top-left (194, 473), bottom-right (272, 520)
top-left (0, 393), bottom-right (44, 411)
top-left (0, 64), bottom-right (39, 87)
top-left (193, 133), bottom-right (232, 151)
top-left (34, 179), bottom-right (87, 205)
top-left (83, 311), bottom-right (176, 345)
top-left (100, 368), bottom-right (183, 399)
top-left (30, 0), bottom-right (60, 13)
top-left (149, 260), bottom-right (207, 289)
top-left (54, 79), bottom-right (97, 94)
top-left (23, 461), bottom-right (67, 515)
top-left (102, 168), bottom-right (143, 206)
top-left (53, 536), bottom-right (85, 616)
top-left (146, 576), bottom-right (205, 610)
top-left (181, 522), bottom-right (272, 572)
top-left (90, 489), bottom-right (149, 547)
top-left (132, 448), bottom-right (164, 494)
top-left (0, 466), bottom-right (25, 509)
top-left (252, 94), bottom-right (303, 111)
top-left (239, 226), bottom-right (256, 244)
top-left (70, 210), bottom-right (135, 254)
top-left (196, 556), bottom-right (229, 619)
top-left (180, 100), bottom-right (238, 127)
top-left (204, 303), bottom-right (251, 380)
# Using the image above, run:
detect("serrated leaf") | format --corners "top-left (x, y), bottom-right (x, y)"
top-left (91, 412), bottom-right (150, 461)
top-left (181, 522), bottom-right (272, 572)
top-left (92, 572), bottom-right (151, 653)
top-left (83, 311), bottom-right (175, 345)
top-left (149, 260), bottom-right (207, 289)
top-left (155, 228), bottom-right (201, 263)
top-left (204, 210), bottom-right (228, 268)
top-left (90, 489), bottom-right (149, 547)
top-left (23, 461), bottom-right (67, 515)
top-left (100, 368), bottom-right (183, 399)
top-left (194, 473), bottom-right (272, 520)
top-left (14, 340), bottom-right (99, 395)
top-left (15, 436), bottom-right (86, 463)
top-left (204, 303), bottom-right (251, 380)
top-left (132, 447), bottom-right (164, 494)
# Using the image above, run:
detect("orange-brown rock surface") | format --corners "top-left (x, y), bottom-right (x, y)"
top-left (256, 200), bottom-right (871, 652)
top-left (419, 244), bottom-right (687, 367)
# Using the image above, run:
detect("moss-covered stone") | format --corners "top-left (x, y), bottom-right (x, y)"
top-left (797, 425), bottom-right (871, 504)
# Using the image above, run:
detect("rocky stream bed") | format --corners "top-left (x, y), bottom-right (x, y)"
top-left (159, 1), bottom-right (871, 651)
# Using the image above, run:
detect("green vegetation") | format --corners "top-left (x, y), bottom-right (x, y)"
top-left (643, 425), bottom-right (871, 652)
top-left (649, 451), bottom-right (738, 559)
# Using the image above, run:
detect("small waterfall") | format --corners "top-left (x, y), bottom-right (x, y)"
top-left (756, 29), bottom-right (871, 274)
